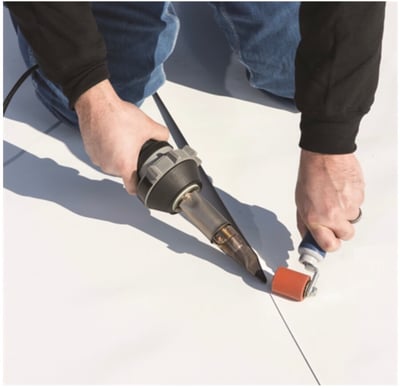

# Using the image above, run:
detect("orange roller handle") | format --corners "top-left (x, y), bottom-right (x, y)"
top-left (271, 267), bottom-right (311, 301)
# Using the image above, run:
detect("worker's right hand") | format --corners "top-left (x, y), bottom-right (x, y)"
top-left (295, 149), bottom-right (364, 252)
top-left (74, 79), bottom-right (169, 194)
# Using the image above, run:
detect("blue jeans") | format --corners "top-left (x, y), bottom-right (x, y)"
top-left (12, 2), bottom-right (300, 128)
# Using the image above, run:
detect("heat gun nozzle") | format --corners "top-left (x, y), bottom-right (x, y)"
top-left (212, 224), bottom-right (267, 283)
top-left (177, 190), bottom-right (266, 283)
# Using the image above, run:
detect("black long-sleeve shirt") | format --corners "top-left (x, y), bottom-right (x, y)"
top-left (7, 2), bottom-right (386, 154)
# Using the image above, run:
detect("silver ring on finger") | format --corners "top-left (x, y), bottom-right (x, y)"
top-left (349, 208), bottom-right (362, 224)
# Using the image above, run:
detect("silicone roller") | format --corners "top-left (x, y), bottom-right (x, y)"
top-left (271, 231), bottom-right (326, 301)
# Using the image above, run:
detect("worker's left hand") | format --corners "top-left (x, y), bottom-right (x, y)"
top-left (295, 149), bottom-right (365, 252)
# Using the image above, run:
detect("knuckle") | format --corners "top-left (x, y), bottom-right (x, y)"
top-left (340, 228), bottom-right (355, 241)
top-left (90, 155), bottom-right (100, 167)
top-left (311, 226), bottom-right (340, 252)
top-left (99, 162), bottom-right (114, 175)
top-left (116, 159), bottom-right (134, 177)
top-left (326, 206), bottom-right (342, 222)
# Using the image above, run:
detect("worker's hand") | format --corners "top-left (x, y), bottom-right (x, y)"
top-left (75, 79), bottom-right (169, 194)
top-left (295, 149), bottom-right (364, 252)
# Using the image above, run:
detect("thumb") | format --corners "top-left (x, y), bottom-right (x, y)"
top-left (122, 170), bottom-right (138, 196)
top-left (149, 122), bottom-right (170, 142)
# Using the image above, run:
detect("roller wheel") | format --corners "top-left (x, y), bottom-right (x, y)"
top-left (271, 267), bottom-right (311, 301)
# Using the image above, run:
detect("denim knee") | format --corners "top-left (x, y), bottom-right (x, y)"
top-left (211, 2), bottom-right (301, 99)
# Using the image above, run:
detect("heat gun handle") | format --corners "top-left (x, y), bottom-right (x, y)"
top-left (299, 231), bottom-right (327, 261)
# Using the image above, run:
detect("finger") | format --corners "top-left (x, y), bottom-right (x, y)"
top-left (296, 210), bottom-right (307, 238)
top-left (349, 208), bottom-right (362, 224)
top-left (150, 122), bottom-right (170, 142)
top-left (122, 172), bottom-right (138, 195)
top-left (341, 189), bottom-right (364, 222)
top-left (348, 207), bottom-right (362, 223)
top-left (309, 225), bottom-right (341, 252)
top-left (331, 218), bottom-right (355, 241)
top-left (299, 207), bottom-right (355, 242)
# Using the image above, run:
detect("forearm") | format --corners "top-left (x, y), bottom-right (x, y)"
top-left (295, 2), bottom-right (386, 154)
top-left (7, 2), bottom-right (109, 107)
top-left (75, 79), bottom-right (119, 119)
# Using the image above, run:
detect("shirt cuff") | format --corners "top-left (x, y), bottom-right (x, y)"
top-left (63, 62), bottom-right (110, 109)
top-left (299, 113), bottom-right (363, 154)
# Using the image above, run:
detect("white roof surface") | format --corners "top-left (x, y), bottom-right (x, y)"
top-left (2, 3), bottom-right (397, 385)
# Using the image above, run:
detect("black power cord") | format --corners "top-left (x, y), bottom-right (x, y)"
top-left (3, 64), bottom-right (39, 115)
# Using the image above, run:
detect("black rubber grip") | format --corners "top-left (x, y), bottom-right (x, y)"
top-left (137, 139), bottom-right (171, 178)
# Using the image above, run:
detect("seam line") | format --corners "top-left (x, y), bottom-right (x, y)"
top-left (269, 294), bottom-right (321, 385)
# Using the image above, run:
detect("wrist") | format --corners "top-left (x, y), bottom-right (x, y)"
top-left (299, 150), bottom-right (360, 187)
top-left (74, 79), bottom-right (119, 118)
top-left (300, 149), bottom-right (354, 163)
